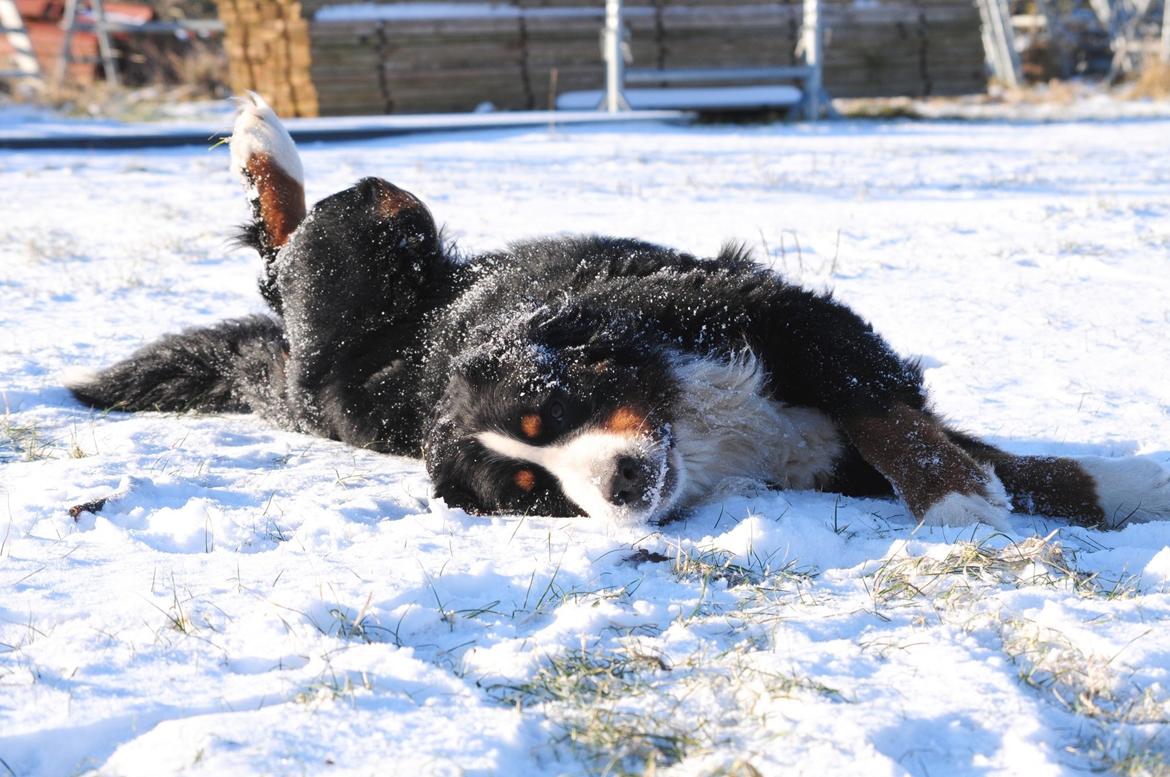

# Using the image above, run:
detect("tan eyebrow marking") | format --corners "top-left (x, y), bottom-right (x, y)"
top-left (603, 406), bottom-right (645, 434)
top-left (520, 413), bottom-right (542, 439)
top-left (514, 469), bottom-right (536, 492)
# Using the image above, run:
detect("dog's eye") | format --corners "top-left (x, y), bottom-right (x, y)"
top-left (547, 400), bottom-right (565, 422)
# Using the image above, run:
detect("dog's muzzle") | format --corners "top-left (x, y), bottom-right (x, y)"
top-left (476, 426), bottom-right (685, 524)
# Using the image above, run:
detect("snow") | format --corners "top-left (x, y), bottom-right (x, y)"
top-left (0, 107), bottom-right (687, 148)
top-left (556, 85), bottom-right (804, 111)
top-left (3, 112), bottom-right (1170, 775)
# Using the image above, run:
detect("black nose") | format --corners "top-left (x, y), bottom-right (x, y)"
top-left (610, 456), bottom-right (652, 507)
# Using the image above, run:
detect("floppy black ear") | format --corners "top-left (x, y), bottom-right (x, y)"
top-left (423, 427), bottom-right (490, 515)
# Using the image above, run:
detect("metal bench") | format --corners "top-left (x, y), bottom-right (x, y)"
top-left (557, 0), bottom-right (828, 120)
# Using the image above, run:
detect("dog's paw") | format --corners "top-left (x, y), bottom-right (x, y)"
top-left (229, 91), bottom-right (303, 190)
top-left (228, 92), bottom-right (306, 250)
top-left (919, 472), bottom-right (1012, 530)
top-left (1078, 456), bottom-right (1170, 528)
top-left (921, 492), bottom-right (1012, 531)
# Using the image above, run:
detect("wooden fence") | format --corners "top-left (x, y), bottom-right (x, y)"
top-left (214, 0), bottom-right (987, 117)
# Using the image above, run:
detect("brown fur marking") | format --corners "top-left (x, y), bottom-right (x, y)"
top-left (244, 153), bottom-right (306, 249)
top-left (520, 414), bottom-right (542, 439)
top-left (514, 469), bottom-right (536, 492)
top-left (370, 179), bottom-right (426, 220)
top-left (845, 404), bottom-right (994, 519)
top-left (994, 457), bottom-right (1103, 525)
top-left (950, 437), bottom-right (1105, 526)
top-left (604, 406), bottom-right (645, 434)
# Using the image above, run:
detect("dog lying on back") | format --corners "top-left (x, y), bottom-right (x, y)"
top-left (68, 95), bottom-right (1170, 530)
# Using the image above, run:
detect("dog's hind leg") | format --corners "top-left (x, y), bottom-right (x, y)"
top-left (68, 98), bottom-right (303, 422)
top-left (229, 92), bottom-right (307, 314)
top-left (948, 431), bottom-right (1170, 529)
top-left (227, 99), bottom-right (458, 453)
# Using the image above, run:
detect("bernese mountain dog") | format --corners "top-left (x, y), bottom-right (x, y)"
top-left (68, 94), bottom-right (1170, 531)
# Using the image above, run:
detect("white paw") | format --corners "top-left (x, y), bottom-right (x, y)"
top-left (1078, 456), bottom-right (1170, 528)
top-left (921, 492), bottom-right (1012, 531)
top-left (229, 91), bottom-right (303, 191)
top-left (920, 471), bottom-right (1012, 530)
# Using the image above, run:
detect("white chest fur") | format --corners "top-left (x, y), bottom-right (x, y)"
top-left (670, 353), bottom-right (842, 505)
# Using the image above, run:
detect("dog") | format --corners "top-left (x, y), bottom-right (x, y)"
top-left (67, 94), bottom-right (1170, 531)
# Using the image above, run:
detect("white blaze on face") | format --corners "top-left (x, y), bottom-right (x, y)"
top-left (476, 428), bottom-right (681, 524)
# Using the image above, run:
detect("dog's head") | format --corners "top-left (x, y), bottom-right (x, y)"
top-left (423, 305), bottom-right (687, 524)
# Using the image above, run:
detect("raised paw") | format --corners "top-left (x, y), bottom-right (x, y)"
top-left (229, 92), bottom-right (306, 251)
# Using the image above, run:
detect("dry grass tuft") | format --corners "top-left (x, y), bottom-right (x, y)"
top-left (865, 533), bottom-right (1134, 609)
top-left (488, 646), bottom-right (696, 774)
top-left (1001, 618), bottom-right (1166, 725)
top-left (0, 414), bottom-right (56, 462)
top-left (1129, 59), bottom-right (1170, 100)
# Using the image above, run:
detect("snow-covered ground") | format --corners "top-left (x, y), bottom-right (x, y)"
top-left (3, 114), bottom-right (1170, 776)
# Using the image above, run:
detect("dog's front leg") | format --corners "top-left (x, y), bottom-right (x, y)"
top-left (843, 405), bottom-right (1011, 529)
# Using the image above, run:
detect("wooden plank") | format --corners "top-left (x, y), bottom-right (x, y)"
top-left (212, 0), bottom-right (987, 116)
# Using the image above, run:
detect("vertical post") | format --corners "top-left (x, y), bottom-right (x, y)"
top-left (1161, 0), bottom-right (1169, 63)
top-left (90, 0), bottom-right (119, 87)
top-left (603, 0), bottom-right (625, 112)
top-left (56, 0), bottom-right (118, 88)
top-left (0, 0), bottom-right (42, 79)
top-left (56, 0), bottom-right (78, 86)
top-left (976, 0), bottom-right (1021, 88)
top-left (802, 0), bottom-right (822, 121)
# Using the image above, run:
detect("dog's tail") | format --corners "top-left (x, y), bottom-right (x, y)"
top-left (67, 315), bottom-right (290, 419)
top-left (229, 92), bottom-right (307, 314)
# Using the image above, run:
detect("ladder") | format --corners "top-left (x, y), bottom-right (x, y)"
top-left (559, 0), bottom-right (828, 121)
top-left (1087, 0), bottom-right (1164, 75)
top-left (975, 0), bottom-right (1022, 87)
top-left (56, 0), bottom-right (118, 87)
top-left (0, 0), bottom-right (43, 84)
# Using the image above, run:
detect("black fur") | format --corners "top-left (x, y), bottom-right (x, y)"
top-left (69, 315), bottom-right (287, 417)
top-left (72, 177), bottom-right (933, 517)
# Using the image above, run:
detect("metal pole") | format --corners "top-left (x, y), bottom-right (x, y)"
top-left (802, 0), bottom-right (822, 120)
top-left (1161, 0), bottom-right (1169, 63)
top-left (91, 0), bottom-right (119, 87)
top-left (55, 0), bottom-right (77, 86)
top-left (976, 0), bottom-right (1021, 88)
top-left (603, 0), bottom-right (624, 112)
top-left (0, 0), bottom-right (41, 79)
top-left (992, 0), bottom-right (1021, 87)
